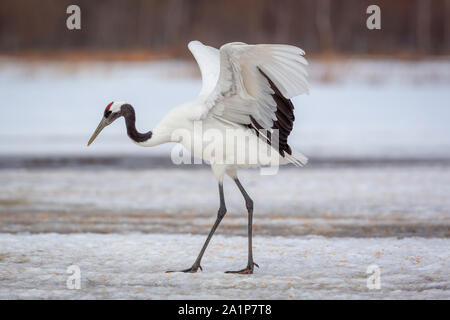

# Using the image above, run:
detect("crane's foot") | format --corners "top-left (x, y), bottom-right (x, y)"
top-left (225, 262), bottom-right (259, 274)
top-left (166, 264), bottom-right (202, 273)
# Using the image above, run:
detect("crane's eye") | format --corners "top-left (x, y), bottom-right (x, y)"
top-left (104, 110), bottom-right (112, 118)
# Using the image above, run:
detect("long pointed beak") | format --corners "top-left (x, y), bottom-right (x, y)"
top-left (87, 118), bottom-right (108, 146)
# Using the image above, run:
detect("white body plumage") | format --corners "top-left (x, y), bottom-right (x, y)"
top-left (138, 40), bottom-right (309, 181)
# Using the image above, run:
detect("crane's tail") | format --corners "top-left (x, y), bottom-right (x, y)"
top-left (283, 150), bottom-right (308, 167)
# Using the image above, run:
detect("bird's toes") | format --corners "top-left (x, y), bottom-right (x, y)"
top-left (166, 265), bottom-right (202, 273)
top-left (225, 262), bottom-right (258, 274)
top-left (225, 268), bottom-right (253, 274)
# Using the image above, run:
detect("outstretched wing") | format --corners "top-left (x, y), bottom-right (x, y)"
top-left (188, 40), bottom-right (220, 98)
top-left (200, 42), bottom-right (309, 155)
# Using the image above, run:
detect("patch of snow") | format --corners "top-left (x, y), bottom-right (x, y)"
top-left (0, 233), bottom-right (448, 299)
top-left (1, 59), bottom-right (449, 158)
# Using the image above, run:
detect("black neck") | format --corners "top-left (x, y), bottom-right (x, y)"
top-left (121, 104), bottom-right (152, 143)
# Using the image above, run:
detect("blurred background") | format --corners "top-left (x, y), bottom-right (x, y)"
top-left (0, 0), bottom-right (449, 299)
top-left (1, 0), bottom-right (449, 232)
top-left (1, 0), bottom-right (450, 55)
top-left (1, 0), bottom-right (449, 159)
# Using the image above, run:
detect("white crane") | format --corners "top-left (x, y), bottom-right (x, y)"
top-left (87, 41), bottom-right (309, 274)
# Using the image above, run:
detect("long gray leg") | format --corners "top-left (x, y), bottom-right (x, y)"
top-left (167, 183), bottom-right (226, 273)
top-left (225, 178), bottom-right (259, 274)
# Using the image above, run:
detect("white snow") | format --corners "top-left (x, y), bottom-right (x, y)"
top-left (0, 233), bottom-right (448, 299)
top-left (1, 58), bottom-right (449, 300)
top-left (1, 58), bottom-right (449, 157)
top-left (1, 166), bottom-right (448, 299)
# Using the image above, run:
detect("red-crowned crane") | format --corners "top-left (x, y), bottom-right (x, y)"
top-left (87, 41), bottom-right (309, 274)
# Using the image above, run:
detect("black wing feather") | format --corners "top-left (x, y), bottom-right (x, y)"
top-left (248, 68), bottom-right (296, 156)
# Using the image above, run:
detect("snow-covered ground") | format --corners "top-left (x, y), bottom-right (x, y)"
top-left (0, 166), bottom-right (448, 299)
top-left (1, 58), bottom-right (450, 158)
top-left (0, 58), bottom-right (449, 299)
top-left (0, 167), bottom-right (449, 237)
top-left (0, 233), bottom-right (448, 299)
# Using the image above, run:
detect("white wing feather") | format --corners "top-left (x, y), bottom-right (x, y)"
top-left (188, 41), bottom-right (220, 98)
top-left (193, 42), bottom-right (308, 129)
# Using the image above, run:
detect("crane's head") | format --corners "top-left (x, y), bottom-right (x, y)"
top-left (87, 101), bottom-right (124, 146)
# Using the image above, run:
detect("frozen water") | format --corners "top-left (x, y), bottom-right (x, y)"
top-left (0, 233), bottom-right (448, 299)
top-left (1, 59), bottom-right (449, 157)
top-left (1, 165), bottom-right (448, 299)
top-left (0, 166), bottom-right (449, 236)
